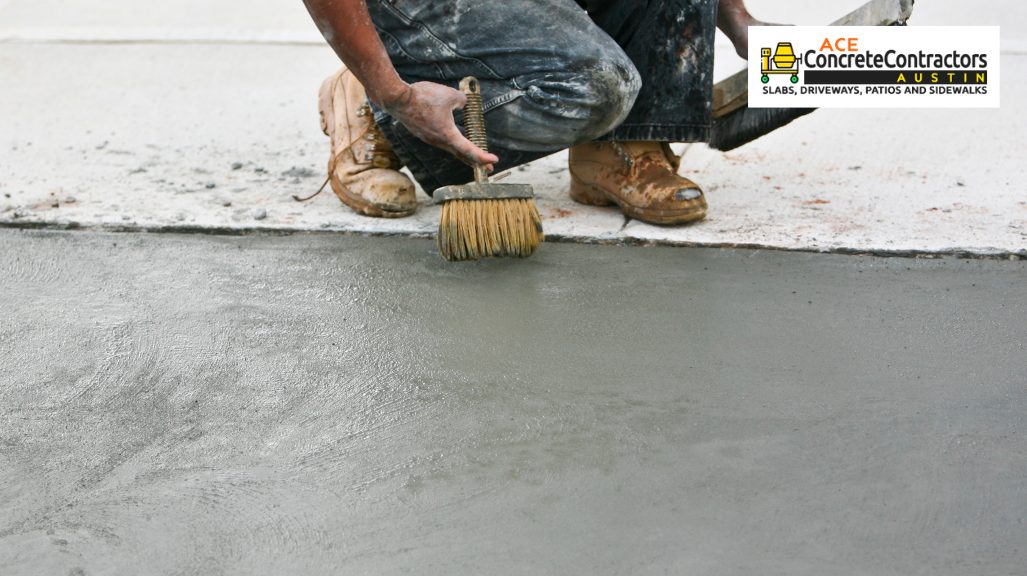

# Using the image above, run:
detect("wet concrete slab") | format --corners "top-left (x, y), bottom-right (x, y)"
top-left (0, 229), bottom-right (1025, 575)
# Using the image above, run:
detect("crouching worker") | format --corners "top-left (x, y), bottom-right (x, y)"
top-left (301, 0), bottom-right (765, 224)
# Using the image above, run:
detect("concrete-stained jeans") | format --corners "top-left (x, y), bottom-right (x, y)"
top-left (365, 0), bottom-right (718, 194)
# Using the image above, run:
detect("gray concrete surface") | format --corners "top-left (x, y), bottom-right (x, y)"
top-left (1, 0), bottom-right (1025, 256)
top-left (1, 229), bottom-right (1025, 575)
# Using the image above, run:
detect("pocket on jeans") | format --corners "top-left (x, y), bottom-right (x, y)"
top-left (373, 0), bottom-right (503, 82)
top-left (377, 29), bottom-right (447, 82)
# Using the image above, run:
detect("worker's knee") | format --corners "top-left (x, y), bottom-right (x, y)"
top-left (487, 56), bottom-right (641, 152)
top-left (567, 56), bottom-right (642, 141)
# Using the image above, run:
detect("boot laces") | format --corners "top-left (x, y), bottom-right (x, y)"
top-left (610, 141), bottom-right (680, 172)
top-left (358, 103), bottom-right (400, 169)
top-left (610, 141), bottom-right (635, 168)
top-left (293, 101), bottom-right (399, 203)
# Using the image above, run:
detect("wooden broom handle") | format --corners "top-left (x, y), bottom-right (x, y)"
top-left (460, 77), bottom-right (489, 184)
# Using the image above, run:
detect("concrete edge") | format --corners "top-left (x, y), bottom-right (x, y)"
top-left (3, 220), bottom-right (1023, 260)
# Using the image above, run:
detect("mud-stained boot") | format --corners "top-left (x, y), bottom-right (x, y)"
top-left (568, 141), bottom-right (707, 225)
top-left (317, 67), bottom-right (416, 218)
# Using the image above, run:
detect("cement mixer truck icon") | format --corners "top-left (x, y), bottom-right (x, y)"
top-left (760, 42), bottom-right (800, 84)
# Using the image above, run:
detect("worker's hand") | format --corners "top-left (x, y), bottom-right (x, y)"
top-left (716, 0), bottom-right (787, 59)
top-left (383, 81), bottom-right (498, 172)
top-left (729, 20), bottom-right (787, 59)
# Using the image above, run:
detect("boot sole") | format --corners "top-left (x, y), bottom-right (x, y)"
top-left (569, 173), bottom-right (707, 226)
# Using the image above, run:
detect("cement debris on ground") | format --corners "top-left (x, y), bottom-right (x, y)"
top-left (1, 229), bottom-right (1025, 575)
top-left (0, 0), bottom-right (1024, 256)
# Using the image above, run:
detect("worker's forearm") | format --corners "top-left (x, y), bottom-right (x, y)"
top-left (302, 0), bottom-right (410, 108)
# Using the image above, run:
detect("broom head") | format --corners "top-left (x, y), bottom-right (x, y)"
top-left (435, 182), bottom-right (543, 261)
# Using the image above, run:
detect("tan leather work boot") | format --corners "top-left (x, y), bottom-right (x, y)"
top-left (317, 67), bottom-right (416, 218)
top-left (568, 141), bottom-right (707, 225)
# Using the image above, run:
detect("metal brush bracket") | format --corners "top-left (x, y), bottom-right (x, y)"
top-left (433, 77), bottom-right (534, 203)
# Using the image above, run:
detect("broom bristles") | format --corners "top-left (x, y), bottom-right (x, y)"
top-left (437, 198), bottom-right (544, 261)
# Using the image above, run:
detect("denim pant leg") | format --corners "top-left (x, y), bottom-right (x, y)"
top-left (365, 0), bottom-right (641, 194)
top-left (582, 0), bottom-right (718, 142)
